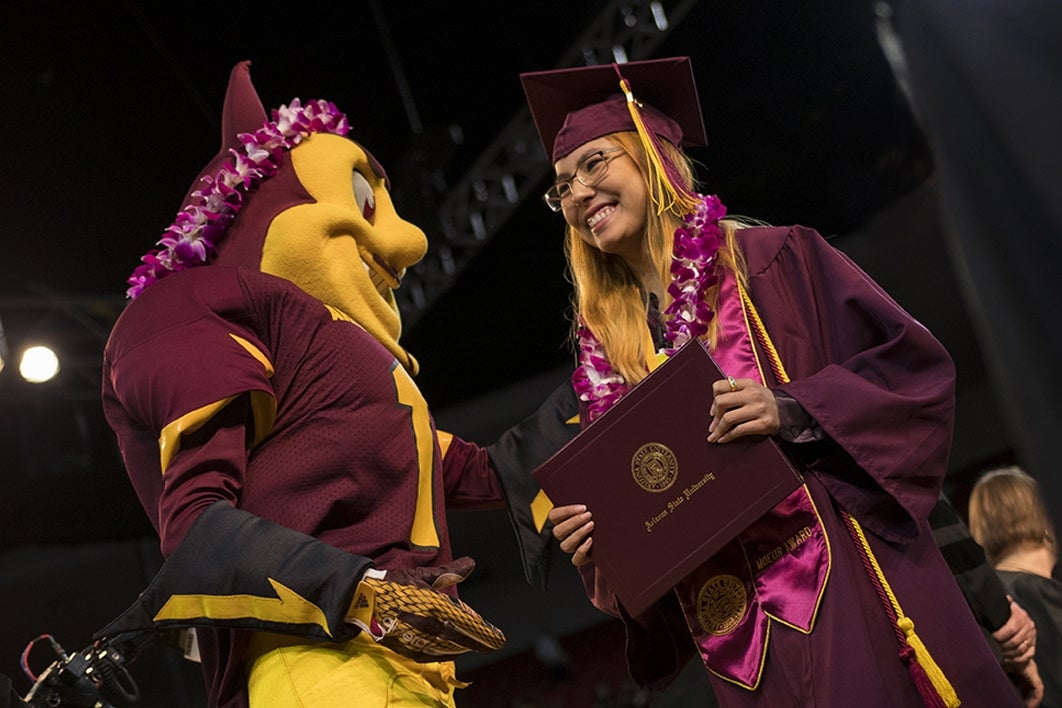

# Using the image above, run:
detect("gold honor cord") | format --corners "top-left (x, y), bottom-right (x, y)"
top-left (738, 279), bottom-right (959, 707)
top-left (843, 514), bottom-right (960, 707)
top-left (736, 280), bottom-right (789, 386)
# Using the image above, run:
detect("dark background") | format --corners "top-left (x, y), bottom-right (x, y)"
top-left (0, 1), bottom-right (1023, 705)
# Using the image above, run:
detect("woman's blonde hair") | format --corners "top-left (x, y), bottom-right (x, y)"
top-left (564, 131), bottom-right (748, 385)
top-left (968, 465), bottom-right (1057, 566)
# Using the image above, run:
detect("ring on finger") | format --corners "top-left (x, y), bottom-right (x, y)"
top-left (727, 376), bottom-right (737, 392)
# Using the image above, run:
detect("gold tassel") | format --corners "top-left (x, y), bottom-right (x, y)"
top-left (848, 515), bottom-right (960, 707)
top-left (898, 616), bottom-right (961, 707)
top-left (618, 77), bottom-right (700, 217)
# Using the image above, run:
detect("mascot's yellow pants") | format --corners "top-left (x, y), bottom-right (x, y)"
top-left (245, 632), bottom-right (466, 707)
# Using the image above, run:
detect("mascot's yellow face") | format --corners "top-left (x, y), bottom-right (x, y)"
top-left (259, 134), bottom-right (427, 371)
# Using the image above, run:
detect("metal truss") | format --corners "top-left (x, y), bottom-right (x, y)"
top-left (0, 0), bottom-right (699, 403)
top-left (395, 0), bottom-right (700, 329)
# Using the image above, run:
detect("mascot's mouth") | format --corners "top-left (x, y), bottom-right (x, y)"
top-left (363, 253), bottom-right (402, 295)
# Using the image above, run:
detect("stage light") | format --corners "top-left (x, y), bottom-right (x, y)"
top-left (19, 345), bottom-right (61, 383)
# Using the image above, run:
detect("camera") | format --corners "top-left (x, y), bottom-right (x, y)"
top-left (4, 633), bottom-right (147, 708)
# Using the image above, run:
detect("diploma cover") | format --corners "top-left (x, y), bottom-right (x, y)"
top-left (533, 339), bottom-right (803, 616)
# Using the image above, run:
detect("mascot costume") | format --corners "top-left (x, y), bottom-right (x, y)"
top-left (96, 61), bottom-right (577, 708)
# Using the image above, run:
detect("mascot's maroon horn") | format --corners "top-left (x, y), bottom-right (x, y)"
top-left (194, 61), bottom-right (312, 272)
top-left (127, 61), bottom-right (350, 297)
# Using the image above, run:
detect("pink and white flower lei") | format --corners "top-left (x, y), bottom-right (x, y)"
top-left (125, 99), bottom-right (350, 299)
top-left (573, 193), bottom-right (727, 423)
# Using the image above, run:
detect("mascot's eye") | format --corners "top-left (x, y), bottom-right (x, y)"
top-left (352, 170), bottom-right (376, 223)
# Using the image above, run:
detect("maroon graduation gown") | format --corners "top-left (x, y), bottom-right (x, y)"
top-left (579, 225), bottom-right (1021, 707)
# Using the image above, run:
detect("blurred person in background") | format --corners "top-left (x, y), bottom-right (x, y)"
top-left (969, 465), bottom-right (1061, 707)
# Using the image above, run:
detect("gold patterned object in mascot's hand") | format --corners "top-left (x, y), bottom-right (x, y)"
top-left (348, 576), bottom-right (506, 663)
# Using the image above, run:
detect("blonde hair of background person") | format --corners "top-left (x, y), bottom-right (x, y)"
top-left (970, 465), bottom-right (1062, 708)
top-left (969, 465), bottom-right (1058, 574)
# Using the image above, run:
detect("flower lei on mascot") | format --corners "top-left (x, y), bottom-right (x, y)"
top-left (96, 62), bottom-right (578, 707)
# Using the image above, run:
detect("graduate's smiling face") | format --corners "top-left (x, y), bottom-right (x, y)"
top-left (555, 137), bottom-right (648, 268)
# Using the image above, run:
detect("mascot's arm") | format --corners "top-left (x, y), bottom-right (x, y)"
top-left (99, 393), bottom-right (505, 662)
top-left (96, 499), bottom-right (372, 643)
top-left (99, 393), bottom-right (373, 642)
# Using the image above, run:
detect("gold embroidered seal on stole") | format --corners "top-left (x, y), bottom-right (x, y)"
top-left (696, 574), bottom-right (748, 636)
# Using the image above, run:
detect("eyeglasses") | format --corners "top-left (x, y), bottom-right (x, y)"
top-left (543, 147), bottom-right (626, 212)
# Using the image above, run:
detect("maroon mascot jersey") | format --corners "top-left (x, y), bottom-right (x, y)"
top-left (103, 266), bottom-right (499, 564)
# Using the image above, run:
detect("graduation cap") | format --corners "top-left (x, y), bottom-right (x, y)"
top-left (520, 56), bottom-right (706, 215)
top-left (520, 56), bottom-right (707, 162)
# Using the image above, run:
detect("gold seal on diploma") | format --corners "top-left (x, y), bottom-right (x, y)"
top-left (696, 574), bottom-right (748, 636)
top-left (631, 442), bottom-right (678, 492)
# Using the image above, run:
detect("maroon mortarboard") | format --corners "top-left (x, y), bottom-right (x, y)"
top-left (520, 56), bottom-right (707, 162)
